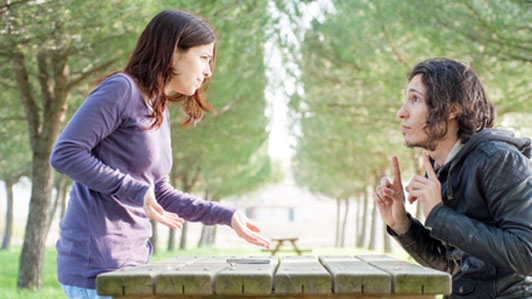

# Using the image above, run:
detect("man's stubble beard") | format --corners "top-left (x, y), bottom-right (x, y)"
top-left (404, 134), bottom-right (438, 151)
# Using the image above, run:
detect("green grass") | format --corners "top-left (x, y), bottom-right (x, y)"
top-left (0, 246), bottom-right (64, 299)
top-left (0, 245), bottom-right (403, 298)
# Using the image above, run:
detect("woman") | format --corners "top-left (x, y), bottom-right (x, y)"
top-left (50, 10), bottom-right (271, 298)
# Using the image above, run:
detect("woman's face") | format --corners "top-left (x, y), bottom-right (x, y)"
top-left (166, 42), bottom-right (214, 96)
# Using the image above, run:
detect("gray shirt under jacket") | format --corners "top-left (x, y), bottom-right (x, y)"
top-left (50, 73), bottom-right (236, 289)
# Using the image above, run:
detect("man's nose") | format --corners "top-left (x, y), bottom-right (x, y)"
top-left (396, 103), bottom-right (408, 119)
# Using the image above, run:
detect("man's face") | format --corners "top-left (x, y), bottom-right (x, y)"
top-left (397, 74), bottom-right (432, 149)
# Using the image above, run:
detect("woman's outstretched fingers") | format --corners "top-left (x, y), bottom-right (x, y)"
top-left (230, 210), bottom-right (271, 249)
top-left (163, 210), bottom-right (184, 223)
top-left (246, 220), bottom-right (261, 233)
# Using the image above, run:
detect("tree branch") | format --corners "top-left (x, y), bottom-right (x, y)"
top-left (0, 0), bottom-right (30, 10)
top-left (0, 0), bottom-right (30, 19)
top-left (211, 0), bottom-right (241, 17)
top-left (375, 2), bottom-right (409, 68)
top-left (66, 58), bottom-right (117, 90)
top-left (306, 38), bottom-right (363, 72)
top-left (0, 76), bottom-right (17, 89)
top-left (12, 52), bottom-right (40, 147)
top-left (0, 115), bottom-right (26, 122)
top-left (37, 51), bottom-right (53, 114)
top-left (212, 97), bottom-right (238, 117)
top-left (459, 0), bottom-right (532, 54)
top-left (41, 48), bottom-right (71, 150)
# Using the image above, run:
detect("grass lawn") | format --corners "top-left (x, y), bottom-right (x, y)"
top-left (0, 245), bottom-right (402, 298)
top-left (0, 246), bottom-right (64, 299)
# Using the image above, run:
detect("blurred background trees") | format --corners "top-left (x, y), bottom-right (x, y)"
top-left (282, 0), bottom-right (531, 251)
top-left (0, 0), bottom-right (530, 290)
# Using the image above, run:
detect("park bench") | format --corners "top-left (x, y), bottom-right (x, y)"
top-left (262, 237), bottom-right (312, 255)
top-left (96, 254), bottom-right (451, 298)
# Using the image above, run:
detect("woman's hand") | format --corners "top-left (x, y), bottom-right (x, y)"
top-left (143, 187), bottom-right (184, 230)
top-left (230, 210), bottom-right (271, 249)
top-left (374, 156), bottom-right (411, 234)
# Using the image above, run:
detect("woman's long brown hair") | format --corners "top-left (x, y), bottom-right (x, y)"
top-left (125, 10), bottom-right (216, 129)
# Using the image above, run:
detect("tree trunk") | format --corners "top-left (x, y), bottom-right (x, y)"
top-left (197, 190), bottom-right (211, 247)
top-left (14, 48), bottom-right (72, 289)
top-left (340, 197), bottom-right (350, 247)
top-left (17, 152), bottom-right (55, 289)
top-left (335, 197), bottom-right (341, 247)
top-left (368, 197), bottom-right (378, 250)
top-left (411, 150), bottom-right (424, 222)
top-left (354, 196), bottom-right (360, 247)
top-left (59, 183), bottom-right (68, 221)
top-left (168, 172), bottom-right (178, 252)
top-left (198, 225), bottom-right (209, 247)
top-left (150, 220), bottom-right (158, 255)
top-left (170, 160), bottom-right (199, 252)
top-left (47, 174), bottom-right (67, 235)
top-left (383, 225), bottom-right (392, 253)
top-left (415, 200), bottom-right (424, 221)
top-left (167, 228), bottom-right (176, 252)
top-left (1, 179), bottom-right (15, 250)
top-left (357, 189), bottom-right (369, 248)
top-left (208, 225), bottom-right (217, 246)
top-left (179, 222), bottom-right (188, 250)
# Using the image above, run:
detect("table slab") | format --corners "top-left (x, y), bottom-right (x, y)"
top-left (96, 255), bottom-right (451, 298)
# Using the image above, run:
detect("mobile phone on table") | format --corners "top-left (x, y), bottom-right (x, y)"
top-left (226, 258), bottom-right (271, 264)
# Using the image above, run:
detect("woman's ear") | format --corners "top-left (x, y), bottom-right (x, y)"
top-left (172, 50), bottom-right (180, 63)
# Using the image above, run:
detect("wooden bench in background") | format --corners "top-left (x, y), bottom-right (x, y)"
top-left (96, 254), bottom-right (451, 298)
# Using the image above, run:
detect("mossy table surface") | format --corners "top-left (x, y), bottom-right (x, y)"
top-left (96, 255), bottom-right (451, 298)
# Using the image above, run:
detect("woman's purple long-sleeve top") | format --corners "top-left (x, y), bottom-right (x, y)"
top-left (50, 73), bottom-right (236, 289)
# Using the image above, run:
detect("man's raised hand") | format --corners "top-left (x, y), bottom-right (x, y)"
top-left (374, 156), bottom-right (410, 234)
top-left (406, 152), bottom-right (442, 218)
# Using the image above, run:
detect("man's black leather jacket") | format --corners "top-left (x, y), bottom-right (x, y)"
top-left (388, 128), bottom-right (532, 298)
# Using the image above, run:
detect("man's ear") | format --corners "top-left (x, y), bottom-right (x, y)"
top-left (448, 104), bottom-right (462, 120)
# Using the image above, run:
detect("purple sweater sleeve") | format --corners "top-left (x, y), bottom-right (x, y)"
top-left (154, 176), bottom-right (236, 226)
top-left (50, 75), bottom-right (149, 204)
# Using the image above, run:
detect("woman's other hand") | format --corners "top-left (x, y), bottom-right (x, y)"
top-left (230, 210), bottom-right (271, 249)
top-left (143, 187), bottom-right (184, 230)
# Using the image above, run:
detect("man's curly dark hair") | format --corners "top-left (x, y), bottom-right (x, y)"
top-left (408, 58), bottom-right (496, 145)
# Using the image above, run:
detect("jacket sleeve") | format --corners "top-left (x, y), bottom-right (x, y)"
top-left (425, 149), bottom-right (532, 275)
top-left (154, 176), bottom-right (236, 226)
top-left (387, 213), bottom-right (458, 274)
top-left (49, 75), bottom-right (150, 205)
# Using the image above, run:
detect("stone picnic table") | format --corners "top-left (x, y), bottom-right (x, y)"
top-left (96, 255), bottom-right (451, 298)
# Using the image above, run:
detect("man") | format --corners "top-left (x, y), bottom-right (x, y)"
top-left (375, 58), bottom-right (532, 298)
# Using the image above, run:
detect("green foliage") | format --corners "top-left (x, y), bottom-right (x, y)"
top-left (0, 88), bottom-right (30, 181)
top-left (165, 0), bottom-right (280, 200)
top-left (0, 0), bottom-right (151, 180)
top-left (0, 0), bottom-right (280, 200)
top-left (287, 0), bottom-right (532, 197)
top-left (0, 0), bottom-right (147, 90)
